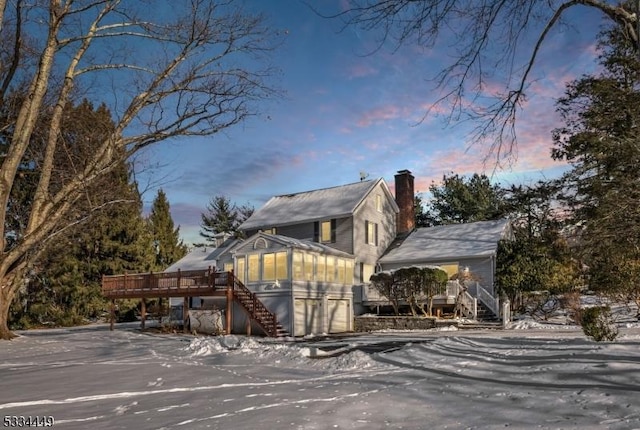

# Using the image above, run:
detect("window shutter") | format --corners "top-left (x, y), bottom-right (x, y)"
top-left (313, 221), bottom-right (319, 242)
top-left (375, 223), bottom-right (379, 246)
top-left (331, 219), bottom-right (337, 243)
top-left (365, 220), bottom-right (369, 244)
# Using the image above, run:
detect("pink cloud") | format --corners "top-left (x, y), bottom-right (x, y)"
top-left (346, 63), bottom-right (379, 79)
top-left (357, 105), bottom-right (403, 127)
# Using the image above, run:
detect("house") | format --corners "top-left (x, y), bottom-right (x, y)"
top-left (230, 232), bottom-right (356, 336)
top-left (372, 219), bottom-right (512, 315)
top-left (103, 169), bottom-right (510, 336)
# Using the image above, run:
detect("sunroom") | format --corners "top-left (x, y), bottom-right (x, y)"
top-left (232, 232), bottom-right (356, 336)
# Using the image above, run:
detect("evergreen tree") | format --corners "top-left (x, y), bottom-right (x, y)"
top-left (425, 173), bottom-right (507, 225)
top-left (199, 195), bottom-right (254, 243)
top-left (8, 101), bottom-right (155, 328)
top-left (552, 23), bottom-right (640, 304)
top-left (148, 189), bottom-right (187, 270)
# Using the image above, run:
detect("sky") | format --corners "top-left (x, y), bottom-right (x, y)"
top-left (135, 1), bottom-right (606, 246)
top-left (2, 303), bottom-right (640, 429)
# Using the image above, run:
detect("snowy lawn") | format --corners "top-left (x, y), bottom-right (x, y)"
top-left (1, 322), bottom-right (640, 430)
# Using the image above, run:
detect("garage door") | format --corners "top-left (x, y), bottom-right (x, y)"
top-left (294, 299), bottom-right (321, 336)
top-left (328, 299), bottom-right (350, 333)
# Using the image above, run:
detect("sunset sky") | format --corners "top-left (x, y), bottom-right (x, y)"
top-left (136, 1), bottom-right (605, 246)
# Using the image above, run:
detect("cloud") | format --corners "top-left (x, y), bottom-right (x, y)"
top-left (346, 63), bottom-right (379, 79)
top-left (357, 105), bottom-right (403, 127)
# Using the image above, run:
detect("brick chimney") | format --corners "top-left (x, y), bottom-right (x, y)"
top-left (395, 169), bottom-right (415, 235)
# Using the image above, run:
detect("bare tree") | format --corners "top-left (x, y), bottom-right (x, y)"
top-left (0, 0), bottom-right (280, 339)
top-left (325, 0), bottom-right (639, 162)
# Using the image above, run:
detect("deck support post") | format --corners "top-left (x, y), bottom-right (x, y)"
top-left (109, 299), bottom-right (115, 331)
top-left (226, 274), bottom-right (233, 335)
top-left (246, 318), bottom-right (251, 336)
top-left (183, 297), bottom-right (189, 334)
top-left (140, 298), bottom-right (146, 330)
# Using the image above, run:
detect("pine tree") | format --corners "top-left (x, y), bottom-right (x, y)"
top-left (425, 173), bottom-right (507, 225)
top-left (8, 101), bottom-right (156, 328)
top-left (552, 23), bottom-right (640, 304)
top-left (148, 189), bottom-right (187, 270)
top-left (199, 195), bottom-right (254, 243)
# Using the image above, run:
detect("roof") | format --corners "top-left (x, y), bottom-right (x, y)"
top-left (239, 178), bottom-right (398, 230)
top-left (233, 232), bottom-right (355, 259)
top-left (379, 219), bottom-right (511, 264)
top-left (164, 238), bottom-right (239, 272)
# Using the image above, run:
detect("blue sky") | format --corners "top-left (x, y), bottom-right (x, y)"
top-left (136, 1), bottom-right (604, 246)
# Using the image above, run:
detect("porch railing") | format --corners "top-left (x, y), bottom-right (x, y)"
top-left (476, 282), bottom-right (500, 318)
top-left (447, 280), bottom-right (477, 319)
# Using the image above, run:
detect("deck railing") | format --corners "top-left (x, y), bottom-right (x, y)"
top-left (102, 268), bottom-right (228, 298)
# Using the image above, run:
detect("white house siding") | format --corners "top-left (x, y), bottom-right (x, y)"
top-left (352, 182), bottom-right (398, 283)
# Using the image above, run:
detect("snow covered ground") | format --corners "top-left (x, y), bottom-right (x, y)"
top-left (1, 318), bottom-right (640, 429)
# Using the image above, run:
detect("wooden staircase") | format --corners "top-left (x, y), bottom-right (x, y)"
top-left (476, 300), bottom-right (499, 322)
top-left (231, 276), bottom-right (289, 338)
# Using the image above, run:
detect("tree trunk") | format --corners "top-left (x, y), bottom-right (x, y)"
top-left (0, 286), bottom-right (17, 340)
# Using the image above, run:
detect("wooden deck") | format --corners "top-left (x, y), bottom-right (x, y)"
top-left (102, 269), bottom-right (230, 299)
top-left (101, 269), bottom-right (286, 337)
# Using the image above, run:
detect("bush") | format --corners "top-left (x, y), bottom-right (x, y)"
top-left (581, 306), bottom-right (618, 342)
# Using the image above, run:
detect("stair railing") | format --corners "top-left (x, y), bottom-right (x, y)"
top-left (230, 273), bottom-right (280, 337)
top-left (447, 280), bottom-right (477, 319)
top-left (476, 282), bottom-right (499, 317)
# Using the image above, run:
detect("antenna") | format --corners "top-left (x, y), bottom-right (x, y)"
top-left (359, 171), bottom-right (369, 181)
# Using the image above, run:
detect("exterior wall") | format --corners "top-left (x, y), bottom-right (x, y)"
top-left (244, 218), bottom-right (354, 255)
top-left (353, 182), bottom-right (398, 282)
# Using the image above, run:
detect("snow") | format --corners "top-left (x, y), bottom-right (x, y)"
top-left (1, 316), bottom-right (640, 429)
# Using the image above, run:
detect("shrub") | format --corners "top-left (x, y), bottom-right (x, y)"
top-left (581, 306), bottom-right (618, 342)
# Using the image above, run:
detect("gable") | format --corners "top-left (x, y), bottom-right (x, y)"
top-left (239, 179), bottom-right (395, 231)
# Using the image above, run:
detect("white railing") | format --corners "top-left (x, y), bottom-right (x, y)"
top-left (502, 300), bottom-right (511, 327)
top-left (477, 282), bottom-right (500, 317)
top-left (446, 280), bottom-right (477, 319)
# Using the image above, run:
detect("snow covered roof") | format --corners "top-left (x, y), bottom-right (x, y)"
top-left (379, 219), bottom-right (511, 264)
top-left (164, 238), bottom-right (239, 272)
top-left (239, 178), bottom-right (397, 230)
top-left (233, 232), bottom-right (355, 259)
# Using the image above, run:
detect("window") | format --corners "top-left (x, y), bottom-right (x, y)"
top-left (262, 227), bottom-right (277, 234)
top-left (326, 256), bottom-right (336, 283)
top-left (248, 254), bottom-right (260, 282)
top-left (317, 255), bottom-right (326, 282)
top-left (276, 251), bottom-right (288, 279)
top-left (315, 219), bottom-right (336, 243)
top-left (361, 263), bottom-right (375, 284)
top-left (439, 263), bottom-right (460, 279)
top-left (321, 221), bottom-right (332, 242)
top-left (304, 253), bottom-right (315, 281)
top-left (345, 259), bottom-right (354, 285)
top-left (365, 220), bottom-right (378, 246)
top-left (293, 251), bottom-right (304, 281)
top-left (262, 251), bottom-right (288, 281)
top-left (376, 194), bottom-right (383, 212)
top-left (223, 263), bottom-right (233, 273)
top-left (262, 253), bottom-right (275, 280)
top-left (236, 257), bottom-right (246, 284)
top-left (337, 258), bottom-right (346, 284)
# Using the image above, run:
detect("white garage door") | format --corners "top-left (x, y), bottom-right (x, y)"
top-left (294, 299), bottom-right (321, 336)
top-left (328, 299), bottom-right (350, 333)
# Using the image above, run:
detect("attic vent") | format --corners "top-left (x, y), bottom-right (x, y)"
top-left (254, 238), bottom-right (269, 249)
